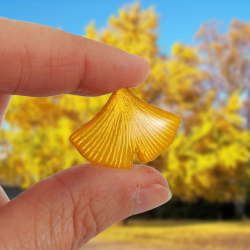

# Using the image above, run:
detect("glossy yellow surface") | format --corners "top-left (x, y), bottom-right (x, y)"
top-left (70, 88), bottom-right (181, 169)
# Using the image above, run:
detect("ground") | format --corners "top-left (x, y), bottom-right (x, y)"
top-left (81, 220), bottom-right (250, 250)
top-left (83, 238), bottom-right (167, 250)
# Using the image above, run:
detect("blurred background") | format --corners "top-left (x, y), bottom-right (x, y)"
top-left (1, 1), bottom-right (250, 249)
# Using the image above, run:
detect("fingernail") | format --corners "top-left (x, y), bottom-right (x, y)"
top-left (122, 52), bottom-right (150, 89)
top-left (140, 56), bottom-right (149, 63)
top-left (133, 184), bottom-right (172, 215)
top-left (133, 54), bottom-right (149, 64)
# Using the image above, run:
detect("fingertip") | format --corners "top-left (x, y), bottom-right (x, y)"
top-left (125, 54), bottom-right (150, 88)
top-left (133, 183), bottom-right (172, 215)
top-left (131, 165), bottom-right (170, 190)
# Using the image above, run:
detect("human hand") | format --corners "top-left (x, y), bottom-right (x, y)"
top-left (0, 17), bottom-right (172, 250)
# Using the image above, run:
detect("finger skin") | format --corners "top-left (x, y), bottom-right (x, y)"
top-left (0, 187), bottom-right (9, 208)
top-left (0, 17), bottom-right (149, 97)
top-left (0, 95), bottom-right (11, 129)
top-left (0, 164), bottom-right (170, 250)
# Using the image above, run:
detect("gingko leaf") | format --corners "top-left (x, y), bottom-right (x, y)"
top-left (70, 88), bottom-right (181, 169)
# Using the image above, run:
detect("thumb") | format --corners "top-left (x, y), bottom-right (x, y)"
top-left (0, 164), bottom-right (171, 250)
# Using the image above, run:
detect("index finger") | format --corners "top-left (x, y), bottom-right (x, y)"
top-left (0, 18), bottom-right (149, 97)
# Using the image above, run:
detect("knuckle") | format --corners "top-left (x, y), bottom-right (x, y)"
top-left (70, 189), bottom-right (112, 248)
top-left (11, 42), bottom-right (33, 95)
top-left (71, 52), bottom-right (90, 95)
top-left (66, 34), bottom-right (94, 96)
top-left (48, 176), bottom-right (78, 248)
top-left (71, 198), bottom-right (98, 247)
top-left (47, 174), bottom-right (113, 249)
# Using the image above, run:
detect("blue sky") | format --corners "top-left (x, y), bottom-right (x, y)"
top-left (1, 0), bottom-right (250, 53)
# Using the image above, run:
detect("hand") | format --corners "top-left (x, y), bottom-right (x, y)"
top-left (0, 17), bottom-right (172, 250)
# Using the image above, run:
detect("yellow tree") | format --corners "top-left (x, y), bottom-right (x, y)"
top-left (1, 3), bottom-right (250, 206)
top-left (194, 20), bottom-right (250, 213)
top-left (84, 3), bottom-right (250, 203)
top-left (1, 93), bottom-right (108, 188)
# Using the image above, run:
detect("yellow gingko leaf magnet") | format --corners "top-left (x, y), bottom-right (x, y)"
top-left (70, 88), bottom-right (181, 169)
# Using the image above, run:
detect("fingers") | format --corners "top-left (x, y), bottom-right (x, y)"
top-left (0, 164), bottom-right (171, 249)
top-left (0, 17), bottom-right (149, 97)
top-left (0, 94), bottom-right (11, 129)
top-left (0, 187), bottom-right (9, 208)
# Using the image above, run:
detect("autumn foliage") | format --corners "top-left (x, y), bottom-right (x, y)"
top-left (1, 3), bottom-right (250, 203)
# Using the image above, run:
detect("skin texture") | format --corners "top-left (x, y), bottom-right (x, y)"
top-left (0, 18), bottom-right (171, 250)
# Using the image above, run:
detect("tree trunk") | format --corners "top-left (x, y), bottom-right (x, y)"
top-left (234, 202), bottom-right (247, 220)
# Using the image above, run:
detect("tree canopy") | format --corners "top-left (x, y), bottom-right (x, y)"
top-left (1, 3), bottom-right (250, 203)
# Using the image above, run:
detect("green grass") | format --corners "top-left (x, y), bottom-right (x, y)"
top-left (97, 220), bottom-right (250, 250)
